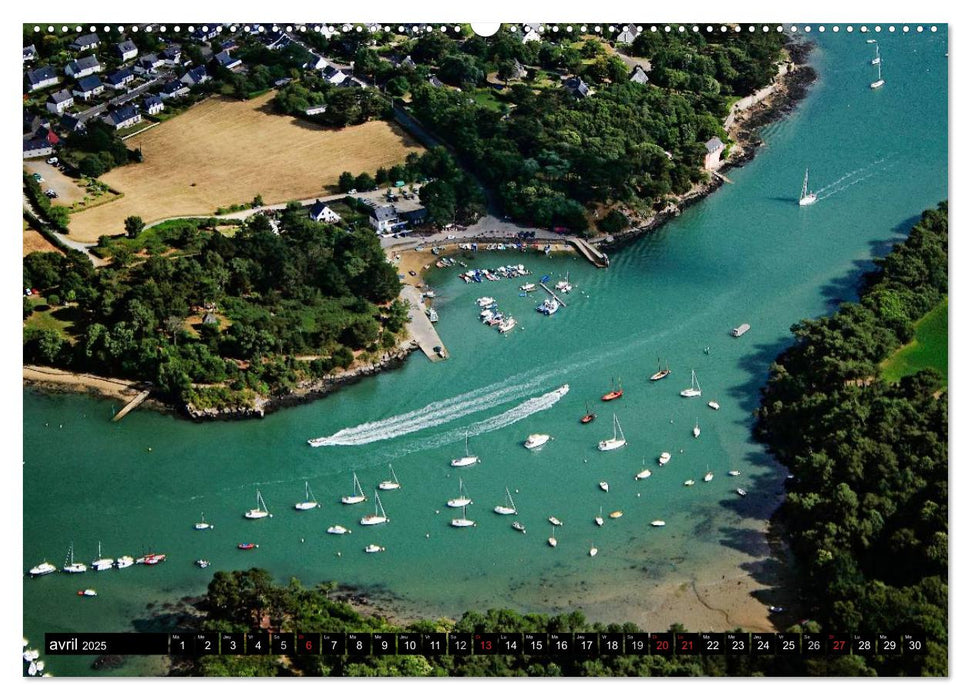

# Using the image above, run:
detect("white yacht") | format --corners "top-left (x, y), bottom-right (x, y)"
top-left (704, 471), bottom-right (714, 482)
top-left (798, 168), bottom-right (817, 206)
top-left (636, 459), bottom-right (652, 480)
top-left (599, 481), bottom-right (609, 492)
top-left (364, 544), bottom-right (386, 553)
top-left (447, 478), bottom-right (473, 508)
top-left (728, 470), bottom-right (741, 477)
top-left (378, 464), bottom-right (401, 491)
top-left (595, 506), bottom-right (605, 527)
top-left (451, 431), bottom-right (480, 467)
top-left (115, 555), bottom-right (134, 569)
top-left (497, 317), bottom-right (517, 333)
top-left (684, 479), bottom-right (695, 487)
top-left (548, 527), bottom-right (558, 548)
top-left (680, 370), bottom-right (702, 397)
top-left (597, 414), bottom-right (627, 451)
top-left (28, 562), bottom-right (56, 577)
top-left (549, 516), bottom-right (563, 527)
top-left (194, 512), bottom-right (213, 530)
top-left (294, 481), bottom-right (320, 510)
top-left (708, 400), bottom-right (721, 410)
top-left (244, 490), bottom-right (271, 519)
top-left (62, 543), bottom-right (86, 574)
top-left (476, 297), bottom-right (495, 307)
top-left (520, 283), bottom-right (536, 292)
top-left (589, 547), bottom-right (598, 557)
top-left (651, 520), bottom-right (666, 527)
top-left (327, 525), bottom-right (351, 535)
top-left (91, 542), bottom-right (114, 571)
top-left (360, 492), bottom-right (389, 526)
top-left (450, 504), bottom-right (476, 528)
top-left (523, 433), bottom-right (550, 450)
top-left (341, 473), bottom-right (367, 504)
top-left (493, 487), bottom-right (517, 515)
top-left (536, 298), bottom-right (559, 315)
top-left (658, 452), bottom-right (671, 466)
top-left (693, 420), bottom-right (701, 438)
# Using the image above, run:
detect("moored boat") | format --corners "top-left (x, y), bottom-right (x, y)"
top-left (512, 521), bottom-right (527, 534)
top-left (523, 433), bottom-right (550, 450)
top-left (549, 516), bottom-right (563, 527)
top-left (451, 431), bottom-right (480, 467)
top-left (378, 464), bottom-right (401, 491)
top-left (589, 547), bottom-right (598, 557)
top-left (77, 589), bottom-right (97, 597)
top-left (341, 473), bottom-right (367, 504)
top-left (237, 543), bottom-right (258, 550)
top-left (447, 478), bottom-right (473, 508)
top-left (244, 490), bottom-right (271, 519)
top-left (62, 543), bottom-right (86, 574)
top-left (494, 487), bottom-right (517, 515)
top-left (728, 470), bottom-right (741, 477)
top-left (601, 378), bottom-right (623, 401)
top-left (136, 553), bottom-right (166, 565)
top-left (580, 401), bottom-right (596, 424)
top-left (731, 323), bottom-right (751, 337)
top-left (736, 488), bottom-right (748, 497)
top-left (595, 506), bottom-right (604, 527)
top-left (693, 420), bottom-right (701, 438)
top-left (450, 504), bottom-right (476, 528)
top-left (360, 492), bottom-right (389, 526)
top-left (651, 520), bottom-right (666, 527)
top-left (364, 544), bottom-right (385, 553)
top-left (195, 559), bottom-right (211, 568)
top-left (609, 510), bottom-right (624, 519)
top-left (650, 358), bottom-right (671, 381)
top-left (91, 542), bottom-right (114, 571)
top-left (115, 555), bottom-right (134, 569)
top-left (28, 562), bottom-right (56, 577)
top-left (327, 525), bottom-right (351, 535)
top-left (708, 400), bottom-right (720, 410)
top-left (294, 481), bottom-right (320, 510)
top-left (704, 471), bottom-right (714, 482)
top-left (599, 481), bottom-right (609, 492)
top-left (684, 479), bottom-right (695, 487)
top-left (680, 369), bottom-right (702, 398)
top-left (194, 512), bottom-right (213, 530)
top-left (658, 452), bottom-right (671, 466)
top-left (597, 414), bottom-right (627, 451)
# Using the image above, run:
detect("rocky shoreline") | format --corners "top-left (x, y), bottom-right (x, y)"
top-left (598, 39), bottom-right (817, 252)
top-left (183, 342), bottom-right (417, 421)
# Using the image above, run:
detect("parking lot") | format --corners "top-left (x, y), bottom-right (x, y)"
top-left (22, 161), bottom-right (88, 206)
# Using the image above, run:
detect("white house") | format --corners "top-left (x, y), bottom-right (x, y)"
top-left (46, 89), bottom-right (74, 115)
top-left (160, 79), bottom-right (189, 99)
top-left (26, 66), bottom-right (59, 92)
top-left (65, 55), bottom-right (102, 79)
top-left (368, 204), bottom-right (400, 234)
top-left (180, 66), bottom-right (209, 86)
top-left (616, 24), bottom-right (638, 44)
top-left (322, 64), bottom-right (348, 85)
top-left (309, 200), bottom-right (341, 224)
top-left (23, 137), bottom-right (53, 159)
top-left (704, 137), bottom-right (726, 170)
top-left (23, 44), bottom-right (37, 62)
top-left (629, 65), bottom-right (649, 85)
top-left (143, 95), bottom-right (164, 115)
top-left (105, 68), bottom-right (135, 90)
top-left (73, 74), bottom-right (105, 99)
top-left (215, 50), bottom-right (242, 71)
top-left (69, 33), bottom-right (100, 52)
top-left (102, 105), bottom-right (141, 131)
top-left (115, 39), bottom-right (138, 62)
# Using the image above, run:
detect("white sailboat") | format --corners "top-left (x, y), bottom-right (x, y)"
top-left (493, 487), bottom-right (517, 515)
top-left (549, 516), bottom-right (563, 527)
top-left (341, 473), bottom-right (367, 505)
top-left (360, 492), bottom-right (389, 526)
top-left (62, 543), bottom-right (86, 574)
top-left (294, 481), bottom-right (320, 510)
top-left (594, 506), bottom-right (604, 527)
top-left (91, 541), bottom-right (114, 571)
top-left (548, 526), bottom-right (558, 548)
top-left (589, 545), bottom-right (598, 557)
top-left (597, 413), bottom-right (627, 451)
top-left (704, 470), bottom-right (714, 482)
top-left (194, 512), bottom-right (213, 530)
top-left (693, 420), bottom-right (701, 438)
top-left (870, 58), bottom-right (885, 89)
top-left (378, 464), bottom-right (401, 491)
top-left (680, 369), bottom-right (702, 397)
top-left (450, 504), bottom-right (476, 528)
top-left (599, 481), bottom-right (609, 492)
top-left (244, 490), bottom-right (271, 519)
top-left (447, 478), bottom-right (473, 508)
top-left (451, 430), bottom-right (480, 467)
top-left (658, 452), bottom-right (671, 466)
top-left (798, 168), bottom-right (817, 206)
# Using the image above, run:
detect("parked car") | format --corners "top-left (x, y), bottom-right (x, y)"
top-left (32, 173), bottom-right (43, 182)
top-left (46, 157), bottom-right (58, 165)
top-left (45, 189), bottom-right (57, 198)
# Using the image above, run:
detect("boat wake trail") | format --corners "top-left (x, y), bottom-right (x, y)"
top-left (814, 157), bottom-right (887, 195)
top-left (308, 369), bottom-right (568, 447)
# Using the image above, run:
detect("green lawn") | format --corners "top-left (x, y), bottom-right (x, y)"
top-left (25, 299), bottom-right (75, 340)
top-left (881, 298), bottom-right (948, 386)
top-left (471, 88), bottom-right (504, 111)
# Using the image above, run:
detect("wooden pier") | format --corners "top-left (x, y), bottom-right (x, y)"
top-left (112, 389), bottom-right (151, 422)
top-left (568, 237), bottom-right (609, 268)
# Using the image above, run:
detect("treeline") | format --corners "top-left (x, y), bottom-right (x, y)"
top-left (755, 202), bottom-right (948, 676)
top-left (23, 171), bottom-right (70, 232)
top-left (337, 147), bottom-right (486, 227)
top-left (170, 569), bottom-right (811, 677)
top-left (23, 205), bottom-right (406, 410)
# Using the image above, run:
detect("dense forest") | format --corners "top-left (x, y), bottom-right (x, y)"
top-left (755, 202), bottom-right (948, 676)
top-left (23, 205), bottom-right (406, 411)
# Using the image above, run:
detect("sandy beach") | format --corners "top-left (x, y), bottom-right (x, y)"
top-left (23, 365), bottom-right (144, 402)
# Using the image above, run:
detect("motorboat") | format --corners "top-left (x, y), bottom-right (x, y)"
top-left (195, 559), bottom-right (211, 568)
top-left (360, 493), bottom-right (389, 525)
top-left (693, 420), bottom-right (701, 438)
top-left (341, 473), bottom-right (368, 504)
top-left (77, 589), bottom-right (98, 597)
top-left (658, 452), bottom-right (671, 466)
top-left (512, 521), bottom-right (527, 534)
top-left (28, 562), bottom-right (56, 577)
top-left (599, 481), bottom-right (609, 492)
top-left (245, 490), bottom-right (271, 519)
top-left (115, 555), bottom-right (134, 569)
top-left (684, 479), bottom-right (695, 487)
top-left (549, 516), bottom-right (563, 527)
top-left (294, 481), bottom-right (320, 510)
top-left (136, 553), bottom-right (166, 565)
top-left (589, 547), bottom-right (598, 557)
top-left (736, 488), bottom-right (748, 497)
top-left (704, 471), bottom-right (714, 482)
top-left (364, 544), bottom-right (385, 553)
top-left (476, 297), bottom-right (495, 307)
top-left (597, 414), bottom-right (627, 451)
top-left (524, 433), bottom-right (550, 449)
top-left (728, 470), bottom-right (741, 477)
top-left (536, 298), bottom-right (559, 315)
top-left (497, 317), bottom-right (517, 333)
top-left (732, 323), bottom-right (751, 337)
top-left (520, 283), bottom-right (536, 292)
top-left (651, 520), bottom-right (666, 527)
top-left (237, 543), bottom-right (258, 550)
top-left (609, 511), bottom-right (624, 519)
top-left (327, 525), bottom-right (351, 535)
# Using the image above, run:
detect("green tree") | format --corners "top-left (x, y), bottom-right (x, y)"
top-left (124, 215), bottom-right (145, 239)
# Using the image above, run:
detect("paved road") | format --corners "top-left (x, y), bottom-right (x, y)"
top-left (22, 193), bottom-right (107, 267)
top-left (399, 285), bottom-right (446, 362)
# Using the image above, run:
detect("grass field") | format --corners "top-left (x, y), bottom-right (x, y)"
top-left (23, 223), bottom-right (62, 256)
top-left (881, 298), bottom-right (948, 386)
top-left (67, 92), bottom-right (425, 243)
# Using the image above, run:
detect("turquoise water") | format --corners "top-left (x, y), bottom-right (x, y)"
top-left (23, 29), bottom-right (947, 676)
